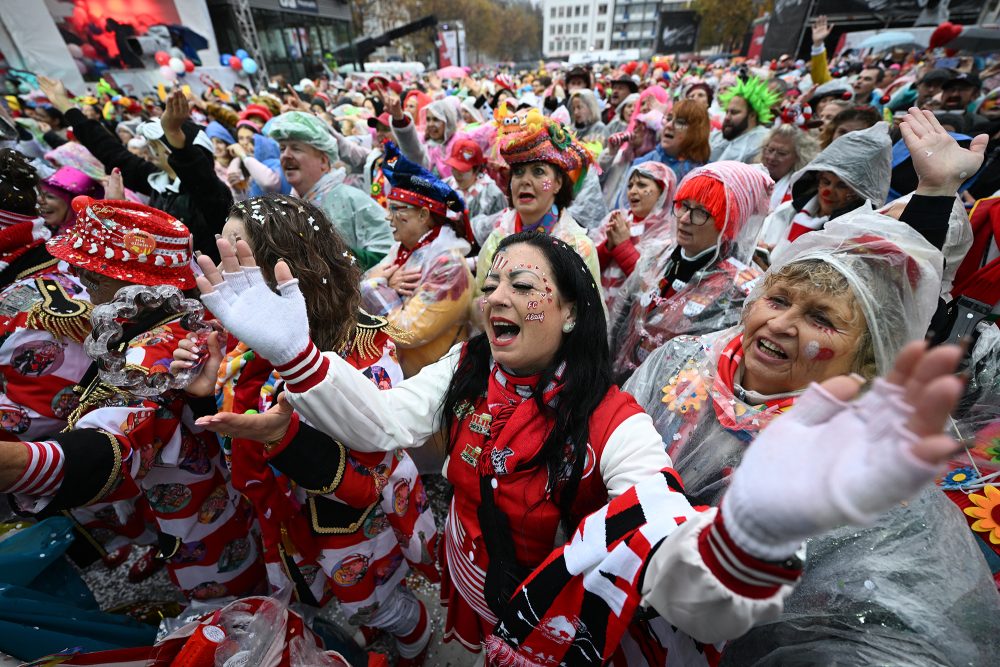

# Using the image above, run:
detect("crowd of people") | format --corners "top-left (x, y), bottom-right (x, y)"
top-left (0, 14), bottom-right (999, 665)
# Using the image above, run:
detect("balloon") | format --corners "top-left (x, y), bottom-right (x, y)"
top-left (67, 44), bottom-right (83, 59)
top-left (229, 56), bottom-right (242, 71)
top-left (242, 58), bottom-right (258, 75)
top-left (220, 53), bottom-right (233, 67)
top-left (183, 59), bottom-right (195, 73)
top-left (170, 47), bottom-right (185, 60)
top-left (169, 57), bottom-right (185, 73)
top-left (159, 65), bottom-right (177, 81)
top-left (235, 49), bottom-right (249, 60)
top-left (94, 61), bottom-right (109, 74)
top-left (154, 50), bottom-right (170, 66)
top-left (80, 43), bottom-right (97, 59)
top-left (75, 59), bottom-right (87, 74)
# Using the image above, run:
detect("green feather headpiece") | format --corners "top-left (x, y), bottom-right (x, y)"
top-left (718, 76), bottom-right (781, 125)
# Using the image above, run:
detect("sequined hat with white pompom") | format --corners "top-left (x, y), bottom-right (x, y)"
top-left (47, 197), bottom-right (195, 289)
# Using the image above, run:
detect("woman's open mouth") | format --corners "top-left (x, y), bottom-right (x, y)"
top-left (489, 317), bottom-right (521, 347)
top-left (756, 337), bottom-right (788, 360)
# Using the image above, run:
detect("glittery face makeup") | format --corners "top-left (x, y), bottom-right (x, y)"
top-left (541, 178), bottom-right (553, 192)
top-left (481, 244), bottom-right (573, 374)
top-left (739, 280), bottom-right (865, 396)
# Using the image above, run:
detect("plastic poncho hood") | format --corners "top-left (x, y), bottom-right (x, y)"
top-left (789, 122), bottom-right (892, 207)
top-left (765, 206), bottom-right (943, 375)
top-left (265, 111), bottom-right (340, 163)
top-left (423, 99), bottom-right (458, 144)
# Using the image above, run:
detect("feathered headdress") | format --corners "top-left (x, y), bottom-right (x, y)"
top-left (382, 141), bottom-right (467, 227)
top-left (718, 76), bottom-right (782, 125)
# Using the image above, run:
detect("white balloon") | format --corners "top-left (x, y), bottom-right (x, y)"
top-left (169, 57), bottom-right (185, 74)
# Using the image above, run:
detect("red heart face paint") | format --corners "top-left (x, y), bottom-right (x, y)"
top-left (804, 340), bottom-right (836, 361)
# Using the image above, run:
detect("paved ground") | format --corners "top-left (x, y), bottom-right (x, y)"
top-left (2, 474), bottom-right (476, 666)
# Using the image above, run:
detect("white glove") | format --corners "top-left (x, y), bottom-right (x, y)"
top-left (723, 377), bottom-right (941, 561)
top-left (199, 266), bottom-right (310, 367)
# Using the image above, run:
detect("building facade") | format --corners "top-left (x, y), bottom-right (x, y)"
top-left (540, 0), bottom-right (614, 59)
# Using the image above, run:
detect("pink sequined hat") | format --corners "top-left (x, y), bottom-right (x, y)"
top-left (41, 167), bottom-right (104, 201)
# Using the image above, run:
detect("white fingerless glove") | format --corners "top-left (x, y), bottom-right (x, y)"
top-left (200, 267), bottom-right (311, 367)
top-left (723, 378), bottom-right (942, 561)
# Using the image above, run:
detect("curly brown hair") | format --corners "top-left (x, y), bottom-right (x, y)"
top-left (232, 195), bottom-right (361, 352)
top-left (0, 148), bottom-right (39, 215)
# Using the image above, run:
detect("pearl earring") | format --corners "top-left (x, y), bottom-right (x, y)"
top-left (562, 322), bottom-right (575, 333)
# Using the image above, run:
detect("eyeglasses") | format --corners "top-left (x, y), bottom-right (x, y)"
top-left (666, 116), bottom-right (689, 129)
top-left (387, 205), bottom-right (416, 220)
top-left (762, 146), bottom-right (792, 159)
top-left (673, 200), bottom-right (712, 225)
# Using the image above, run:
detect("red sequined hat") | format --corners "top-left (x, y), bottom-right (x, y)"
top-left (47, 197), bottom-right (195, 289)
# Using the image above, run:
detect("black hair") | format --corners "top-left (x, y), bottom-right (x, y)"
top-left (440, 231), bottom-right (611, 528)
top-left (0, 148), bottom-right (39, 215)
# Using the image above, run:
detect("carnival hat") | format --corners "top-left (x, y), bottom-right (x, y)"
top-left (383, 142), bottom-right (467, 226)
top-left (444, 138), bottom-right (485, 172)
top-left (41, 167), bottom-right (104, 202)
top-left (498, 112), bottom-right (594, 188)
top-left (239, 104), bottom-right (274, 127)
top-left (47, 197), bottom-right (195, 289)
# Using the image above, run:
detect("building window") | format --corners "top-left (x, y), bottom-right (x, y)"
top-left (558, 7), bottom-right (564, 17)
top-left (598, 4), bottom-right (608, 15)
top-left (584, 5), bottom-right (589, 15)
top-left (597, 22), bottom-right (605, 32)
top-left (574, 6), bottom-right (580, 16)
top-left (550, 8), bottom-right (556, 18)
top-left (595, 39), bottom-right (603, 48)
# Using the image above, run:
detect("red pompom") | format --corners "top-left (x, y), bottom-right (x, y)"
top-left (929, 22), bottom-right (962, 50)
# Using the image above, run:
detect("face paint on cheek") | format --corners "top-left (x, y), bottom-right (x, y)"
top-left (541, 179), bottom-right (553, 192)
top-left (526, 300), bottom-right (539, 309)
top-left (804, 340), bottom-right (836, 361)
top-left (478, 296), bottom-right (487, 312)
top-left (525, 312), bottom-right (545, 322)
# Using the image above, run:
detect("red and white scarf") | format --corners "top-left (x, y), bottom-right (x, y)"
top-left (0, 209), bottom-right (50, 271)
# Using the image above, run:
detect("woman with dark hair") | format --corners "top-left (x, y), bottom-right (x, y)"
top-left (174, 193), bottom-right (438, 665)
top-left (633, 99), bottom-right (710, 181)
top-left (818, 104), bottom-right (881, 148)
top-left (472, 114), bottom-right (601, 291)
top-left (191, 228), bottom-right (965, 664)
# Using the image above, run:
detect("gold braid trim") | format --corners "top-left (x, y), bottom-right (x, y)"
top-left (308, 496), bottom-right (376, 535)
top-left (84, 430), bottom-right (124, 506)
top-left (346, 310), bottom-right (415, 359)
top-left (15, 258), bottom-right (58, 282)
top-left (295, 442), bottom-right (347, 496)
top-left (64, 380), bottom-right (116, 431)
top-left (25, 277), bottom-right (93, 343)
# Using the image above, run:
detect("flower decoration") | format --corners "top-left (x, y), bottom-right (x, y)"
top-left (941, 466), bottom-right (978, 489)
top-left (547, 122), bottom-right (571, 150)
top-left (661, 366), bottom-right (707, 414)
top-left (964, 485), bottom-right (1000, 545)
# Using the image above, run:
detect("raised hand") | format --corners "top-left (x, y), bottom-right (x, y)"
top-left (606, 210), bottom-right (631, 248)
top-left (722, 340), bottom-right (965, 560)
top-left (104, 167), bottom-right (125, 200)
top-left (38, 76), bottom-right (75, 113)
top-left (901, 107), bottom-right (988, 196)
top-left (197, 236), bottom-right (311, 367)
top-left (811, 15), bottom-right (833, 47)
top-left (160, 90), bottom-right (190, 149)
top-left (387, 95), bottom-right (404, 122)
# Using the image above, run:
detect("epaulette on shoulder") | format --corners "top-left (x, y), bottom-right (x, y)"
top-left (25, 276), bottom-right (92, 343)
top-left (349, 308), bottom-right (413, 359)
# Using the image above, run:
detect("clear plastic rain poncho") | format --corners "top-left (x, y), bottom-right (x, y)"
top-left (609, 161), bottom-right (773, 383)
top-left (360, 225), bottom-right (473, 377)
top-left (758, 122), bottom-right (893, 249)
top-left (623, 214), bottom-right (1000, 666)
top-left (590, 161), bottom-right (677, 312)
top-left (624, 208), bottom-right (944, 504)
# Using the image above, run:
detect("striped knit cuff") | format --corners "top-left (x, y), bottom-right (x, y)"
top-left (273, 340), bottom-right (329, 393)
top-left (699, 508), bottom-right (803, 600)
top-left (6, 441), bottom-right (65, 497)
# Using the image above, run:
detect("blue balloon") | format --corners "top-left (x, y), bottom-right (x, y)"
top-left (220, 53), bottom-right (232, 67)
top-left (235, 49), bottom-right (249, 60)
top-left (242, 58), bottom-right (258, 75)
